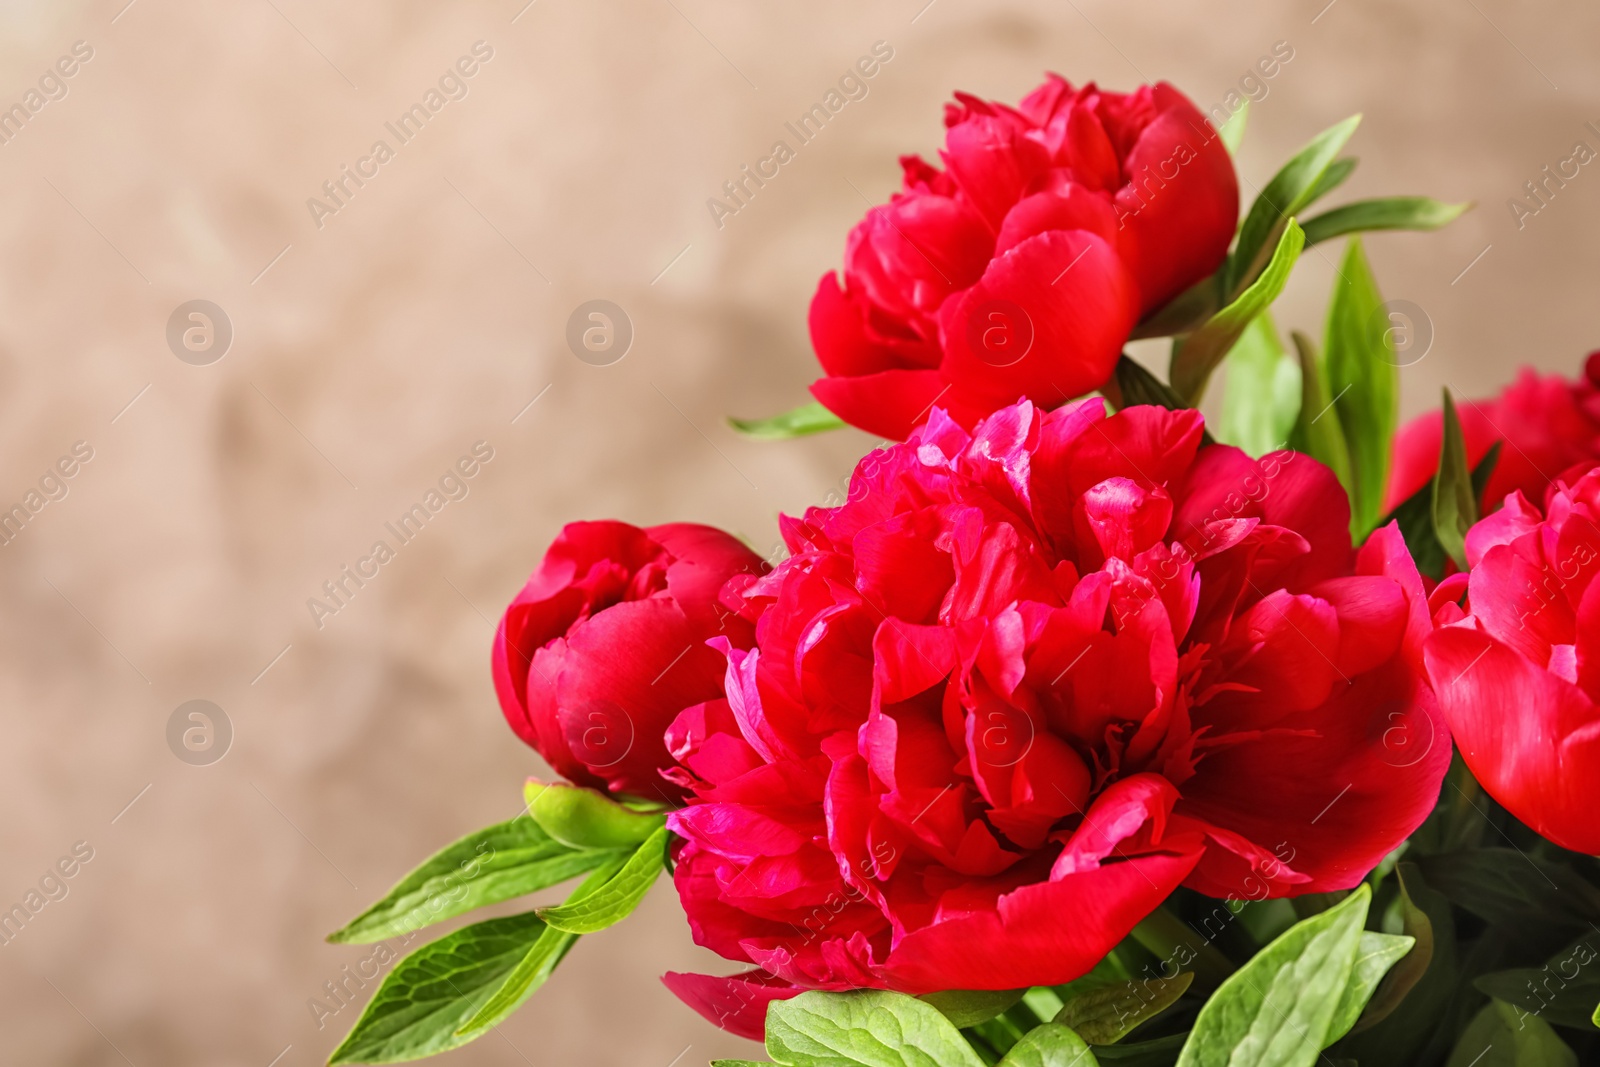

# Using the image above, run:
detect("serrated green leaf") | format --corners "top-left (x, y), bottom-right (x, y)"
top-left (1176, 884), bottom-right (1372, 1067)
top-left (1445, 1000), bottom-right (1578, 1067)
top-left (451, 856), bottom-right (624, 1038)
top-left (535, 825), bottom-right (668, 934)
top-left (524, 779), bottom-right (666, 850)
top-left (327, 816), bottom-right (615, 945)
top-left (767, 989), bottom-right (988, 1067)
top-left (1055, 972), bottom-right (1192, 1045)
top-left (1228, 115), bottom-right (1360, 296)
top-left (1323, 932), bottom-right (1413, 1045)
top-left (1219, 99), bottom-right (1248, 155)
top-left (729, 400), bottom-right (847, 440)
top-left (1432, 391), bottom-right (1476, 571)
top-left (327, 912), bottom-right (549, 1065)
top-left (1288, 330), bottom-right (1353, 491)
top-left (1217, 311), bottom-right (1300, 457)
top-left (1301, 197), bottom-right (1470, 248)
top-left (1172, 219), bottom-right (1305, 403)
top-left (712, 1061), bottom-right (774, 1066)
top-left (1324, 238), bottom-right (1399, 538)
top-left (997, 1022), bottom-right (1101, 1067)
top-left (922, 990), bottom-right (1028, 1029)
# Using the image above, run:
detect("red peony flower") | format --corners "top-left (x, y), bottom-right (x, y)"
top-left (1424, 467), bottom-right (1600, 855)
top-left (661, 400), bottom-right (1447, 1038)
top-left (808, 77), bottom-right (1239, 441)
top-left (1385, 353), bottom-right (1600, 514)
top-left (492, 521), bottom-right (763, 802)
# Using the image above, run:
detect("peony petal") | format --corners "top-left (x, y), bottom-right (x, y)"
top-left (661, 970), bottom-right (802, 1041)
top-left (883, 847), bottom-right (1200, 992)
top-left (556, 599), bottom-right (727, 801)
top-left (1427, 627), bottom-right (1600, 854)
top-left (1114, 84), bottom-right (1239, 312)
top-left (1181, 655), bottom-right (1450, 892)
top-left (810, 368), bottom-right (969, 441)
top-left (936, 230), bottom-right (1138, 414)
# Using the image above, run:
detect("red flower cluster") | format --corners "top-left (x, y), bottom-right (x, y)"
top-left (808, 78), bottom-right (1239, 440)
top-left (1387, 352), bottom-right (1600, 513)
top-left (657, 400), bottom-right (1447, 1036)
top-left (492, 521), bottom-right (762, 802)
top-left (1426, 466), bottom-right (1600, 855)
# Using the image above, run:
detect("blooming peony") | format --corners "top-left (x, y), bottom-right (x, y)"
top-left (808, 77), bottom-right (1239, 440)
top-left (1386, 353), bottom-right (1600, 514)
top-left (492, 521), bottom-right (763, 802)
top-left (662, 399), bottom-right (1448, 1037)
top-left (1425, 467), bottom-right (1600, 855)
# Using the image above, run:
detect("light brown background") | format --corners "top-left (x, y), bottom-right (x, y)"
top-left (0, 1), bottom-right (1594, 1063)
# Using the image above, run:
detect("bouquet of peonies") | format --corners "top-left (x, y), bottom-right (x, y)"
top-left (323, 75), bottom-right (1600, 1067)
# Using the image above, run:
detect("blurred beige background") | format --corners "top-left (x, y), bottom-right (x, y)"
top-left (0, 0), bottom-right (1595, 1063)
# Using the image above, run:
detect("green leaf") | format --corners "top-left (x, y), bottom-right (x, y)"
top-left (1381, 442), bottom-right (1500, 578)
top-left (1228, 114), bottom-right (1361, 296)
top-left (1131, 273), bottom-right (1222, 340)
top-left (1432, 391), bottom-right (1477, 571)
top-left (1093, 1033), bottom-right (1187, 1065)
top-left (766, 989), bottom-right (988, 1067)
top-left (535, 825), bottom-right (669, 934)
top-left (1219, 99), bottom-right (1248, 155)
top-left (922, 990), bottom-right (1028, 1029)
top-left (327, 912), bottom-right (549, 1065)
top-left (1055, 972), bottom-right (1193, 1045)
top-left (1445, 1000), bottom-right (1578, 1067)
top-left (1476, 935), bottom-right (1600, 1030)
top-left (1217, 311), bottom-right (1300, 458)
top-left (1418, 848), bottom-right (1600, 930)
top-left (1301, 197), bottom-right (1471, 248)
top-left (1288, 330), bottom-right (1353, 492)
top-left (451, 857), bottom-right (624, 1038)
top-left (711, 1062), bottom-right (773, 1066)
top-left (1175, 884), bottom-right (1372, 1067)
top-left (729, 400), bottom-right (847, 440)
top-left (1303, 157), bottom-right (1358, 208)
top-left (1323, 932), bottom-right (1414, 1045)
top-left (1323, 237), bottom-right (1399, 538)
top-left (1332, 864), bottom-right (1462, 1066)
top-left (1346, 864), bottom-right (1437, 1035)
top-left (1172, 218), bottom-right (1305, 403)
top-left (523, 779), bottom-right (666, 851)
top-left (997, 1022), bottom-right (1102, 1067)
top-left (327, 816), bottom-right (616, 945)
